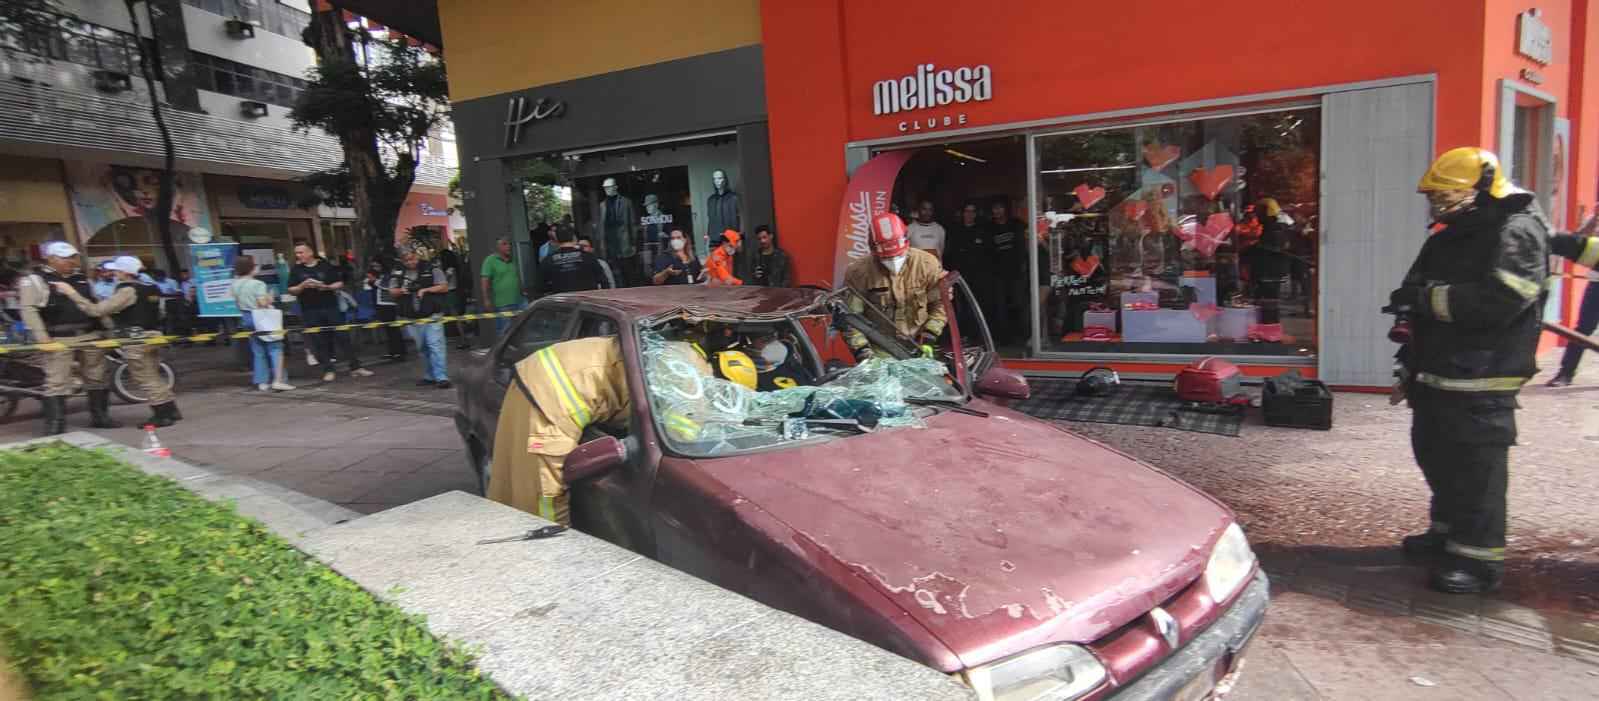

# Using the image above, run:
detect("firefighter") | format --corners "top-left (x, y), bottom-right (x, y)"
top-left (842, 212), bottom-right (947, 360)
top-left (17, 242), bottom-right (115, 435)
top-left (1545, 221), bottom-right (1599, 386)
top-left (50, 256), bottom-right (181, 427)
top-left (1389, 147), bottom-right (1548, 594)
top-left (705, 230), bottom-right (743, 286)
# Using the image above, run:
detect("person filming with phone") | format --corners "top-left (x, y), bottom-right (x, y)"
top-left (650, 228), bottom-right (702, 285)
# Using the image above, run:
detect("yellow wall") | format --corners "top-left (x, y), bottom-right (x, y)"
top-left (0, 156), bottom-right (71, 225)
top-left (437, 0), bottom-right (761, 102)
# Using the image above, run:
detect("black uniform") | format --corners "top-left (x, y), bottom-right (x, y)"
top-left (538, 246), bottom-right (607, 295)
top-left (37, 269), bottom-right (97, 337)
top-left (392, 262), bottom-right (443, 319)
top-left (1393, 191), bottom-right (1549, 570)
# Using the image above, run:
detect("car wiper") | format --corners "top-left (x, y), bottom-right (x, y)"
top-left (904, 397), bottom-right (989, 418)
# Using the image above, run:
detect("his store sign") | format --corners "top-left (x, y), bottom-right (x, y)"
top-left (1517, 9), bottom-right (1553, 65)
top-left (503, 95), bottom-right (566, 148)
top-left (872, 63), bottom-right (992, 133)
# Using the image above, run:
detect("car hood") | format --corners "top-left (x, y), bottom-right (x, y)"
top-left (694, 401), bottom-right (1231, 669)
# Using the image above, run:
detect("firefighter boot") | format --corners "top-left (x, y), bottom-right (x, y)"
top-left (148, 402), bottom-right (180, 428)
top-left (87, 390), bottom-right (121, 429)
top-left (40, 397), bottom-right (66, 436)
top-left (1401, 531), bottom-right (1447, 557)
top-left (1431, 556), bottom-right (1504, 594)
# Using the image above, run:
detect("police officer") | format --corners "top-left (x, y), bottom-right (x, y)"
top-left (50, 256), bottom-right (181, 427)
top-left (1389, 147), bottom-right (1548, 594)
top-left (17, 242), bottom-right (116, 435)
top-left (842, 212), bottom-right (947, 360)
top-left (538, 226), bottom-right (608, 295)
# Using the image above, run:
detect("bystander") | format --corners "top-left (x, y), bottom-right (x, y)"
top-left (750, 225), bottom-right (792, 287)
top-left (287, 243), bottom-right (373, 383)
top-left (577, 237), bottom-right (616, 288)
top-left (480, 237), bottom-right (525, 337)
top-left (390, 248), bottom-right (451, 389)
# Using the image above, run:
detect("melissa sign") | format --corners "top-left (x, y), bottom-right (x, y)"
top-left (872, 63), bottom-right (992, 133)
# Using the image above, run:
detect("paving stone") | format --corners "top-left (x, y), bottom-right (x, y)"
top-left (1271, 640), bottom-right (1509, 700)
top-left (1225, 641), bottom-right (1323, 701)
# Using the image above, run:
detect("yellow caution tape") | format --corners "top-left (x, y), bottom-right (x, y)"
top-left (0, 311), bottom-right (523, 354)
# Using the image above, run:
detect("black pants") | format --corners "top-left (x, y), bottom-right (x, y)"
top-left (302, 306), bottom-right (361, 371)
top-left (1410, 386), bottom-right (1514, 562)
top-left (376, 305), bottom-right (405, 358)
top-left (1558, 281), bottom-right (1599, 374)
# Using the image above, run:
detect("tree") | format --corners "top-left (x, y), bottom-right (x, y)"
top-left (292, 5), bottom-right (449, 263)
top-left (510, 157), bottom-right (569, 227)
top-left (124, 0), bottom-right (182, 273)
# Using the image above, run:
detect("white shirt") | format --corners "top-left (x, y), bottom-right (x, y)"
top-left (906, 221), bottom-right (946, 255)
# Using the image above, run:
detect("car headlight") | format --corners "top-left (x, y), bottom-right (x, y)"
top-left (964, 644), bottom-right (1107, 701)
top-left (1204, 522), bottom-right (1256, 602)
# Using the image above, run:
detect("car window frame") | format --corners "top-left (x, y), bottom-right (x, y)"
top-left (495, 302), bottom-right (575, 369)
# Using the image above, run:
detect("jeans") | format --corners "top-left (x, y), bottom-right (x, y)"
top-left (1558, 281), bottom-right (1599, 374)
top-left (407, 319), bottom-right (447, 382)
top-left (302, 306), bottom-right (361, 371)
top-left (494, 301), bottom-right (525, 337)
top-left (241, 314), bottom-right (283, 386)
top-left (376, 304), bottom-right (406, 358)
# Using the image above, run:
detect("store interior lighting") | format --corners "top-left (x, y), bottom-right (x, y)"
top-left (1039, 164), bottom-right (1138, 175)
top-left (944, 148), bottom-right (987, 164)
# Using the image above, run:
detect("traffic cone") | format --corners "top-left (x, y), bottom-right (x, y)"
top-left (142, 424), bottom-right (171, 458)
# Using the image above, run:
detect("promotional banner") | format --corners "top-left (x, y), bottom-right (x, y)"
top-left (63, 161), bottom-right (213, 245)
top-left (189, 242), bottom-right (239, 318)
top-left (831, 151), bottom-right (914, 286)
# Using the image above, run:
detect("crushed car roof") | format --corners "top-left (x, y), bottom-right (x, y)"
top-left (546, 285), bottom-right (830, 320)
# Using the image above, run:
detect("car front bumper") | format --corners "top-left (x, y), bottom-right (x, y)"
top-left (1110, 569), bottom-right (1269, 700)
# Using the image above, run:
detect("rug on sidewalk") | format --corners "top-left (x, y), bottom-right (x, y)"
top-left (1011, 379), bottom-right (1244, 437)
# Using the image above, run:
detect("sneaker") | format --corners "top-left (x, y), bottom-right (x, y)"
top-left (1545, 372), bottom-right (1575, 388)
top-left (436, 380), bottom-right (453, 390)
top-left (270, 382), bottom-right (297, 391)
top-left (351, 368), bottom-right (375, 378)
top-left (258, 383), bottom-right (271, 392)
top-left (416, 379), bottom-right (436, 387)
top-left (306, 352), bottom-right (319, 367)
top-left (322, 371), bottom-right (336, 383)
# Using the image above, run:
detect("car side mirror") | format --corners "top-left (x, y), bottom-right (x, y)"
top-left (976, 366), bottom-right (1030, 400)
top-left (563, 436), bottom-right (627, 485)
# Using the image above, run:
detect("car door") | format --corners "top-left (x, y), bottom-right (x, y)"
top-left (565, 310), bottom-right (656, 555)
top-left (481, 304), bottom-right (574, 448)
top-left (937, 272), bottom-right (1000, 394)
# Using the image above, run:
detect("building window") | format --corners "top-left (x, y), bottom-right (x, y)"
top-left (0, 8), bottom-right (139, 74)
top-left (182, 0), bottom-right (311, 39)
top-left (1031, 109), bottom-right (1321, 356)
top-left (189, 50), bottom-right (307, 109)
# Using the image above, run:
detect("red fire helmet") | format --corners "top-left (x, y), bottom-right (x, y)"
top-left (870, 212), bottom-right (910, 259)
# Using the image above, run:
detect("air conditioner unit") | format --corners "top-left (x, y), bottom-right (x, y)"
top-left (92, 70), bottom-right (132, 93)
top-left (239, 100), bottom-right (269, 118)
top-left (224, 19), bottom-right (256, 38)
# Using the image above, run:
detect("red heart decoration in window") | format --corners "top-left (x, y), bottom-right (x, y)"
top-left (1188, 165), bottom-right (1235, 200)
top-left (1072, 184), bottom-right (1106, 210)
top-left (1121, 199), bottom-right (1148, 222)
top-left (1143, 143), bottom-right (1181, 170)
top-left (1070, 255), bottom-right (1100, 277)
top-left (1189, 303), bottom-right (1220, 321)
top-left (1173, 212), bottom-right (1234, 257)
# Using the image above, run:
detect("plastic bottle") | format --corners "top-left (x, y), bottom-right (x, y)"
top-left (142, 424), bottom-right (171, 458)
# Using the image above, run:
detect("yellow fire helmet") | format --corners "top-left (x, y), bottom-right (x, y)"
top-left (716, 350), bottom-right (758, 391)
top-left (1417, 147), bottom-right (1513, 198)
top-left (1258, 197), bottom-right (1282, 218)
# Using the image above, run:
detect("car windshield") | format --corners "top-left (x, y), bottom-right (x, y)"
top-left (638, 292), bottom-right (962, 457)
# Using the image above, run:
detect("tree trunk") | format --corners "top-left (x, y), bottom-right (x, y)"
top-left (307, 4), bottom-right (407, 263)
top-left (126, 0), bottom-right (182, 272)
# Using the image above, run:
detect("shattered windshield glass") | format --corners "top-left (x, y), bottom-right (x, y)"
top-left (639, 310), bottom-right (961, 456)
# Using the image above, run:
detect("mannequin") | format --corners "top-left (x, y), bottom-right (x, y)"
top-left (705, 170), bottom-right (741, 245)
top-left (595, 177), bottom-right (640, 286)
top-left (640, 193), bottom-right (673, 271)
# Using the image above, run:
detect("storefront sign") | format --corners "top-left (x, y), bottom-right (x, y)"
top-left (236, 184), bottom-right (294, 210)
top-left (503, 95), bottom-right (566, 148)
top-left (641, 213), bottom-right (673, 226)
top-left (418, 201), bottom-right (449, 216)
top-left (831, 150), bottom-right (914, 286)
top-left (1517, 9), bottom-right (1553, 65)
top-left (1518, 68), bottom-right (1545, 85)
top-left (188, 242), bottom-right (238, 318)
top-left (872, 63), bottom-right (990, 133)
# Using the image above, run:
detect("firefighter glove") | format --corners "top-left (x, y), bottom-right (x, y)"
top-left (1388, 285), bottom-right (1429, 315)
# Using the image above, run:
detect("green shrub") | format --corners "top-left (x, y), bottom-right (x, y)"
top-left (0, 444), bottom-right (510, 700)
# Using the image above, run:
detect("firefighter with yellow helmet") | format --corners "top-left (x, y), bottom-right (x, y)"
top-left (1388, 147), bottom-right (1549, 593)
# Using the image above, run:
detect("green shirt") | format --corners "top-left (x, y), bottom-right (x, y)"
top-left (480, 254), bottom-right (523, 307)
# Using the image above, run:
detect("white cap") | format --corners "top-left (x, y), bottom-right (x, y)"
top-left (107, 256), bottom-right (144, 275)
top-left (43, 241), bottom-right (78, 259)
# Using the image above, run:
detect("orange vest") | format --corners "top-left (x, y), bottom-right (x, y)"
top-left (706, 248), bottom-right (741, 285)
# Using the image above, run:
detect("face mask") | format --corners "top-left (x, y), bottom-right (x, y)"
top-left (883, 254), bottom-right (908, 275)
top-left (670, 238), bottom-right (686, 252)
top-left (760, 341), bottom-right (789, 367)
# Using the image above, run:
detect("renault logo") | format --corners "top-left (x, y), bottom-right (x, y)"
top-left (1149, 607), bottom-right (1180, 649)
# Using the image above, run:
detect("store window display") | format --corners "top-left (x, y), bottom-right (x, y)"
top-left (1035, 109), bottom-right (1320, 356)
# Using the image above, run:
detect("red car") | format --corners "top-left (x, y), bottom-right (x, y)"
top-left (454, 275), bottom-right (1265, 700)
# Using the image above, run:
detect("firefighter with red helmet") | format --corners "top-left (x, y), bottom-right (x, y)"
top-left (842, 212), bottom-right (947, 359)
top-left (1389, 147), bottom-right (1549, 594)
